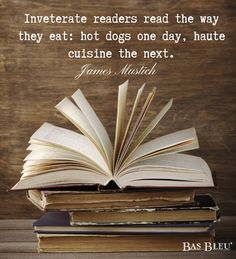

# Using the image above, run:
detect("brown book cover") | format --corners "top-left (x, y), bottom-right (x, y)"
top-left (33, 211), bottom-right (214, 234)
top-left (27, 188), bottom-right (195, 211)
top-left (37, 232), bottom-right (214, 252)
top-left (70, 194), bottom-right (219, 225)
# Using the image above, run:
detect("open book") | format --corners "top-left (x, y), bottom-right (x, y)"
top-left (12, 81), bottom-right (214, 190)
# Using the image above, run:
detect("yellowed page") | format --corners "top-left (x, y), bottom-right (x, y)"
top-left (23, 151), bottom-right (107, 177)
top-left (113, 80), bottom-right (129, 166)
top-left (72, 89), bottom-right (113, 170)
top-left (55, 97), bottom-right (105, 157)
top-left (12, 170), bottom-right (110, 190)
top-left (23, 160), bottom-right (83, 169)
top-left (117, 154), bottom-right (214, 188)
top-left (115, 88), bottom-right (156, 173)
top-left (123, 128), bottom-right (199, 166)
top-left (115, 83), bottom-right (145, 164)
top-left (130, 98), bottom-right (173, 153)
top-left (122, 154), bottom-right (205, 173)
top-left (29, 122), bottom-right (110, 174)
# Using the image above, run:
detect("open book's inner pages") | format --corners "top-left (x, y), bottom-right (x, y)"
top-left (115, 83), bottom-right (145, 167)
top-left (28, 122), bottom-right (111, 174)
top-left (72, 89), bottom-right (113, 169)
top-left (113, 80), bottom-right (129, 166)
top-left (120, 128), bottom-right (199, 170)
top-left (11, 81), bottom-right (214, 191)
top-left (55, 97), bottom-right (106, 160)
top-left (128, 98), bottom-right (173, 156)
top-left (115, 154), bottom-right (214, 188)
top-left (115, 88), bottom-right (156, 172)
top-left (13, 170), bottom-right (112, 190)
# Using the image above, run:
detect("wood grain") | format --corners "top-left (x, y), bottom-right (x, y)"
top-left (0, 217), bottom-right (235, 257)
top-left (0, 0), bottom-right (236, 218)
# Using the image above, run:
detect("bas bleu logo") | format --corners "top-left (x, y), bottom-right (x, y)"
top-left (183, 242), bottom-right (233, 252)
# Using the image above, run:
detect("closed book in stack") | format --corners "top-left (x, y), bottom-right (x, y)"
top-left (69, 194), bottom-right (219, 225)
top-left (27, 188), bottom-right (195, 211)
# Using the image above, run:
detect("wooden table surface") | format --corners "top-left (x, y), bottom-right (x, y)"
top-left (0, 216), bottom-right (235, 258)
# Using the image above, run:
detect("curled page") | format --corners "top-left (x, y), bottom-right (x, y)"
top-left (123, 128), bottom-right (199, 167)
top-left (55, 97), bottom-right (106, 159)
top-left (72, 89), bottom-right (113, 170)
top-left (113, 80), bottom-right (129, 166)
top-left (29, 122), bottom-right (110, 174)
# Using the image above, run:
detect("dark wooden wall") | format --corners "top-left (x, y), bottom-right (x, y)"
top-left (0, 0), bottom-right (235, 218)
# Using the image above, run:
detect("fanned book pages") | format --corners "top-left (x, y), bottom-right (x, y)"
top-left (12, 81), bottom-right (214, 190)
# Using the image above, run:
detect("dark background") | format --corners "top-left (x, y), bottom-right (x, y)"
top-left (0, 0), bottom-right (235, 218)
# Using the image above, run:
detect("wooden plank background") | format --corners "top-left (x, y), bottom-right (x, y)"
top-left (0, 0), bottom-right (235, 218)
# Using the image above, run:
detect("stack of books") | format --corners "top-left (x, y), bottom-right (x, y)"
top-left (12, 81), bottom-right (218, 252)
top-left (28, 188), bottom-right (219, 252)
